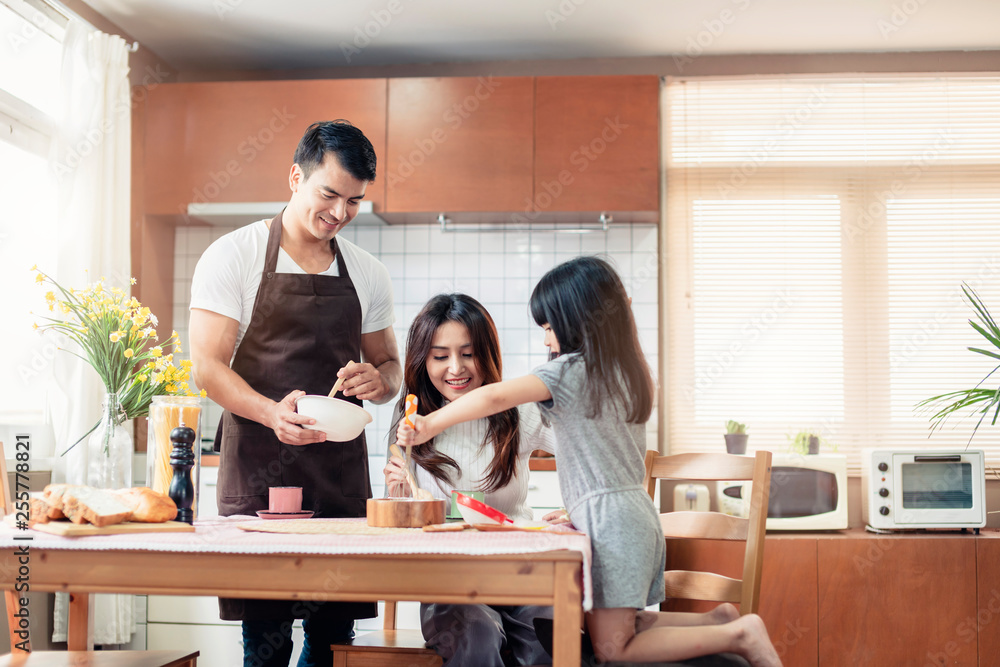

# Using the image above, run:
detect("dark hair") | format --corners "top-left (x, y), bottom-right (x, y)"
top-left (395, 294), bottom-right (520, 493)
top-left (293, 120), bottom-right (377, 182)
top-left (529, 256), bottom-right (654, 424)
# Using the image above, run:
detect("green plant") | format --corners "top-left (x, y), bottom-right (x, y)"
top-left (787, 429), bottom-right (834, 454)
top-left (917, 284), bottom-right (1000, 440)
top-left (724, 420), bottom-right (747, 435)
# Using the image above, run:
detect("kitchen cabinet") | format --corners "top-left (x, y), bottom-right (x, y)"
top-left (384, 76), bottom-right (534, 213)
top-left (534, 76), bottom-right (660, 213)
top-left (817, 534), bottom-right (977, 666)
top-left (141, 79), bottom-right (388, 217)
top-left (977, 538), bottom-right (1000, 662)
top-left (669, 530), bottom-right (988, 666)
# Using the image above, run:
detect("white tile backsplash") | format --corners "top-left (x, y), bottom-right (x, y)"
top-left (173, 220), bottom-right (659, 497)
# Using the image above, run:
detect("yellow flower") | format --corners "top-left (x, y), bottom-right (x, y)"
top-left (130, 277), bottom-right (137, 285)
top-left (199, 389), bottom-right (207, 398)
top-left (32, 268), bottom-right (189, 429)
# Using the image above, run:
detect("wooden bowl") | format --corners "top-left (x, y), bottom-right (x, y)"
top-left (366, 498), bottom-right (446, 528)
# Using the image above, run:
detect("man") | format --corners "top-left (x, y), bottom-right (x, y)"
top-left (189, 120), bottom-right (401, 667)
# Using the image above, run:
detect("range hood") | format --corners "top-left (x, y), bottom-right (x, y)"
top-left (186, 200), bottom-right (387, 226)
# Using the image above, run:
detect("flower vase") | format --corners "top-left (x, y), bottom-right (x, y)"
top-left (87, 392), bottom-right (133, 489)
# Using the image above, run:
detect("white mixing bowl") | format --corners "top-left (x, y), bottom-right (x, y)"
top-left (295, 395), bottom-right (373, 442)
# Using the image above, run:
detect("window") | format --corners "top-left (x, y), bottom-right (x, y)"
top-left (664, 76), bottom-right (1000, 472)
top-left (0, 0), bottom-right (65, 422)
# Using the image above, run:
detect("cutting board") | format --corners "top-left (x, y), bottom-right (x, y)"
top-left (31, 520), bottom-right (195, 537)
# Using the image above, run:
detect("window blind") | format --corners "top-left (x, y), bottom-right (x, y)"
top-left (664, 76), bottom-right (1000, 474)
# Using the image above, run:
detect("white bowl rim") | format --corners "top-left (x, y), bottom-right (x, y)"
top-left (295, 394), bottom-right (373, 423)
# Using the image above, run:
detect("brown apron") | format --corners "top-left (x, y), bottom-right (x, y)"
top-left (215, 211), bottom-right (376, 621)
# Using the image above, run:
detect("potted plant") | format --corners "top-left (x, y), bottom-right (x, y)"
top-left (724, 420), bottom-right (748, 454)
top-left (788, 429), bottom-right (833, 455)
top-left (917, 283), bottom-right (1000, 438)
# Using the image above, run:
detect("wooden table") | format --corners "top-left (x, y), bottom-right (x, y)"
top-left (0, 521), bottom-right (585, 666)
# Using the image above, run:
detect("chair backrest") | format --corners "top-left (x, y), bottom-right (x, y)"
top-left (642, 449), bottom-right (772, 615)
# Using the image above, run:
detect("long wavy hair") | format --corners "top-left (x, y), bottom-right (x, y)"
top-left (395, 294), bottom-right (520, 492)
top-left (529, 256), bottom-right (654, 424)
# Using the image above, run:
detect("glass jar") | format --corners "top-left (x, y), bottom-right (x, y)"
top-left (87, 392), bottom-right (133, 488)
top-left (147, 395), bottom-right (202, 519)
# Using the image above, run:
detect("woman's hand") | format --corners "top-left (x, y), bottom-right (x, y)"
top-left (383, 453), bottom-right (412, 498)
top-left (542, 508), bottom-right (574, 527)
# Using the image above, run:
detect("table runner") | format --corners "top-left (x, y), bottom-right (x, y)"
top-left (0, 516), bottom-right (593, 609)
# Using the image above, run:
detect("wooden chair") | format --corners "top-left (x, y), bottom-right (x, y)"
top-left (330, 601), bottom-right (442, 667)
top-left (642, 449), bottom-right (772, 615)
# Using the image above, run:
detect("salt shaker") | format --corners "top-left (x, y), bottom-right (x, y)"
top-left (168, 421), bottom-right (196, 525)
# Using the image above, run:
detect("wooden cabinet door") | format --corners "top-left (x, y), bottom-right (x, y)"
top-left (385, 77), bottom-right (534, 212)
top-left (759, 537), bottom-right (818, 667)
top-left (534, 76), bottom-right (659, 212)
top-left (817, 536), bottom-right (977, 666)
top-left (143, 79), bottom-right (387, 216)
top-left (977, 537), bottom-right (1000, 663)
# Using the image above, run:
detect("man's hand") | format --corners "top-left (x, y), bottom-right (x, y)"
top-left (336, 361), bottom-right (389, 402)
top-left (266, 390), bottom-right (328, 445)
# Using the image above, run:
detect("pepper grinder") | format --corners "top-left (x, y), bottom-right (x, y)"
top-left (168, 421), bottom-right (196, 525)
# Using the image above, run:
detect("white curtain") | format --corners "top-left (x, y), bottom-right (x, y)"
top-left (47, 19), bottom-right (134, 646)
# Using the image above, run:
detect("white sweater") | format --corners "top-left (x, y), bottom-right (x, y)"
top-left (397, 402), bottom-right (556, 521)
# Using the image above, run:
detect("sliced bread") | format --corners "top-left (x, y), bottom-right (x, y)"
top-left (41, 483), bottom-right (75, 519)
top-left (61, 487), bottom-right (133, 527)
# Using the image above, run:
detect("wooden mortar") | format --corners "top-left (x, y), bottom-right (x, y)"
top-left (367, 498), bottom-right (446, 528)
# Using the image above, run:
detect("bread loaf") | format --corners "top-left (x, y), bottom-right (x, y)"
top-left (27, 494), bottom-right (52, 526)
top-left (61, 487), bottom-right (132, 527)
top-left (113, 487), bottom-right (178, 522)
top-left (41, 483), bottom-right (75, 519)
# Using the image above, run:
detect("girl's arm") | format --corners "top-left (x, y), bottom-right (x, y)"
top-left (397, 375), bottom-right (551, 447)
top-left (520, 402), bottom-right (556, 456)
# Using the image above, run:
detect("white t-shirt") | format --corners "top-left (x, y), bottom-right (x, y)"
top-left (406, 403), bottom-right (556, 521)
top-left (190, 220), bottom-right (395, 351)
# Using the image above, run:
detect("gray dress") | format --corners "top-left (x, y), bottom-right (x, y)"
top-left (533, 354), bottom-right (666, 610)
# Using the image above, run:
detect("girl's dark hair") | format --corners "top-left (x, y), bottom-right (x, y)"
top-left (293, 120), bottom-right (377, 182)
top-left (529, 256), bottom-right (654, 424)
top-left (395, 294), bottom-right (520, 492)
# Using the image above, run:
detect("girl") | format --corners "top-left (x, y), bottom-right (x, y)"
top-left (397, 258), bottom-right (781, 666)
top-left (384, 293), bottom-right (556, 666)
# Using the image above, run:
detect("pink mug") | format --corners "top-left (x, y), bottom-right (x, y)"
top-left (269, 487), bottom-right (303, 513)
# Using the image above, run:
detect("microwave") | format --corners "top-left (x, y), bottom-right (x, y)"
top-left (861, 448), bottom-right (986, 532)
top-left (718, 453), bottom-right (848, 530)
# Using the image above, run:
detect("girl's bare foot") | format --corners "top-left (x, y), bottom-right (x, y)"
top-left (706, 602), bottom-right (740, 625)
top-left (733, 614), bottom-right (782, 667)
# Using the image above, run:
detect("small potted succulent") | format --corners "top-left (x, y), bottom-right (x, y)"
top-left (724, 420), bottom-right (748, 455)
top-left (788, 429), bottom-right (830, 455)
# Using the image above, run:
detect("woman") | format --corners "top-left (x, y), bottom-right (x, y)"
top-left (384, 293), bottom-right (556, 666)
